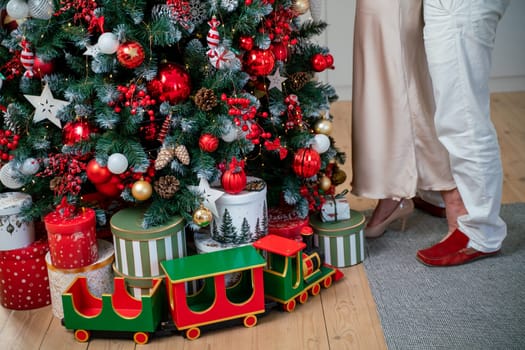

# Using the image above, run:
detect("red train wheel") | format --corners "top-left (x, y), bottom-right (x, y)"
top-left (322, 275), bottom-right (333, 289)
top-left (133, 331), bottom-right (149, 345)
top-left (310, 283), bottom-right (321, 296)
top-left (283, 299), bottom-right (296, 312)
top-left (74, 329), bottom-right (90, 342)
top-left (186, 327), bottom-right (201, 340)
top-left (298, 291), bottom-right (309, 304)
top-left (243, 314), bottom-right (258, 328)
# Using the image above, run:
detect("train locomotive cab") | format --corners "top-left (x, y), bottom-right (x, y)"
top-left (253, 234), bottom-right (340, 312)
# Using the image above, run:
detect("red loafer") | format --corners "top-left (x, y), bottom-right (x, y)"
top-left (413, 196), bottom-right (447, 218)
top-left (416, 229), bottom-right (500, 267)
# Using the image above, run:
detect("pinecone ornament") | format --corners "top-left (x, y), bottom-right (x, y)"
top-left (155, 146), bottom-right (176, 170)
top-left (194, 88), bottom-right (218, 111)
top-left (288, 72), bottom-right (311, 91)
top-left (154, 175), bottom-right (180, 199)
top-left (174, 145), bottom-right (190, 165)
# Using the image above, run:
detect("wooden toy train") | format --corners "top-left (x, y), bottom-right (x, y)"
top-left (61, 234), bottom-right (344, 344)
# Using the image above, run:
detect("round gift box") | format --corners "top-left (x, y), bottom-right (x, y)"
top-left (46, 239), bottom-right (114, 319)
top-left (310, 210), bottom-right (366, 267)
top-left (268, 205), bottom-right (309, 241)
top-left (110, 207), bottom-right (186, 279)
top-left (0, 192), bottom-right (35, 251)
top-left (44, 207), bottom-right (98, 269)
top-left (0, 238), bottom-right (51, 310)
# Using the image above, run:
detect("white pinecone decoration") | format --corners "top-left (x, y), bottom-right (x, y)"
top-left (155, 146), bottom-right (176, 170)
top-left (174, 144), bottom-right (190, 165)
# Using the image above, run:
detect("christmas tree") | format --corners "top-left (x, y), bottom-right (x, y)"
top-left (0, 0), bottom-right (346, 229)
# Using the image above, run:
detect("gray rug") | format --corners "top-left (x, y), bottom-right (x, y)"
top-left (363, 203), bottom-right (525, 350)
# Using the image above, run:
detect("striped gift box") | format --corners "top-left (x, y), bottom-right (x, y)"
top-left (110, 207), bottom-right (186, 279)
top-left (310, 210), bottom-right (366, 267)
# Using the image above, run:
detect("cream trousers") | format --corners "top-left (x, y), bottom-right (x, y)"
top-left (423, 0), bottom-right (510, 252)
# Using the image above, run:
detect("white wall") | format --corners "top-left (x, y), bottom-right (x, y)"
top-left (313, 0), bottom-right (525, 101)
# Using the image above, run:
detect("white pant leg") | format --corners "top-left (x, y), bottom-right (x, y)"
top-left (423, 0), bottom-right (509, 252)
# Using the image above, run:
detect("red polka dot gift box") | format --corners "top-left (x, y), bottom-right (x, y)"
top-left (44, 200), bottom-right (97, 269)
top-left (0, 238), bottom-right (51, 310)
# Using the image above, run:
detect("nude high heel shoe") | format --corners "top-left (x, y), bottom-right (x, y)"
top-left (364, 198), bottom-right (414, 238)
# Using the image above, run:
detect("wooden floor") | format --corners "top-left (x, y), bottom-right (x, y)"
top-left (1, 92), bottom-right (524, 350)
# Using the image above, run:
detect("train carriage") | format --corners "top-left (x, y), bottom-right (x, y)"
top-left (160, 244), bottom-right (267, 340)
top-left (61, 276), bottom-right (165, 344)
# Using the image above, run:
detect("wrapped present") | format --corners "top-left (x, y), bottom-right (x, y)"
top-left (268, 205), bottom-right (309, 241)
top-left (310, 210), bottom-right (366, 267)
top-left (0, 238), bottom-right (51, 310)
top-left (44, 200), bottom-right (97, 269)
top-left (320, 195), bottom-right (351, 222)
top-left (0, 192), bottom-right (35, 251)
top-left (46, 239), bottom-right (114, 319)
top-left (110, 207), bottom-right (186, 280)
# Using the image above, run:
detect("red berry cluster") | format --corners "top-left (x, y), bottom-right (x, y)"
top-left (300, 184), bottom-right (327, 212)
top-left (112, 84), bottom-right (156, 116)
top-left (284, 94), bottom-right (303, 129)
top-left (37, 154), bottom-right (86, 196)
top-left (0, 129), bottom-right (20, 162)
top-left (262, 4), bottom-right (297, 46)
top-left (56, 0), bottom-right (99, 31)
top-left (0, 52), bottom-right (23, 80)
top-left (222, 94), bottom-right (272, 145)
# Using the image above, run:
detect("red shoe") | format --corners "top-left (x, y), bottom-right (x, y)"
top-left (413, 196), bottom-right (447, 218)
top-left (416, 229), bottom-right (500, 267)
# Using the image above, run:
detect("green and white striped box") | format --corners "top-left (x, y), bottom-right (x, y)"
top-left (110, 207), bottom-right (186, 280)
top-left (310, 210), bottom-right (366, 267)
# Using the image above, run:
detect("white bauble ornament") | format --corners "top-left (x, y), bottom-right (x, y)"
top-left (107, 153), bottom-right (128, 174)
top-left (0, 161), bottom-right (25, 189)
top-left (0, 78), bottom-right (3, 91)
top-left (20, 157), bottom-right (40, 175)
top-left (28, 0), bottom-right (54, 20)
top-left (97, 33), bottom-right (120, 54)
top-left (6, 0), bottom-right (30, 19)
top-left (312, 133), bottom-right (330, 154)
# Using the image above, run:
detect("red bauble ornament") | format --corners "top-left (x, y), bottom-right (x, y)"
top-left (221, 158), bottom-right (247, 194)
top-left (95, 175), bottom-right (123, 197)
top-left (293, 148), bottom-right (321, 178)
top-left (243, 49), bottom-right (275, 76)
top-left (63, 120), bottom-right (93, 146)
top-left (33, 56), bottom-right (54, 78)
top-left (86, 159), bottom-right (112, 184)
top-left (117, 41), bottom-right (145, 69)
top-left (199, 133), bottom-right (219, 152)
top-left (239, 36), bottom-right (254, 51)
top-left (311, 53), bottom-right (327, 72)
top-left (271, 41), bottom-right (288, 61)
top-left (148, 62), bottom-right (191, 104)
top-left (324, 54), bottom-right (334, 68)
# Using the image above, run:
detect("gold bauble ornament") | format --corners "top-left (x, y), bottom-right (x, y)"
top-left (131, 180), bottom-right (153, 201)
top-left (314, 119), bottom-right (333, 135)
top-left (331, 168), bottom-right (347, 186)
top-left (319, 175), bottom-right (332, 192)
top-left (293, 0), bottom-right (310, 14)
top-left (193, 205), bottom-right (212, 227)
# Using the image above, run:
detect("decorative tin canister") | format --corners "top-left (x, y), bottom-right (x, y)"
top-left (110, 207), bottom-right (186, 279)
top-left (46, 239), bottom-right (114, 319)
top-left (0, 238), bottom-right (51, 310)
top-left (210, 177), bottom-right (268, 245)
top-left (0, 192), bottom-right (35, 251)
top-left (44, 202), bottom-right (98, 269)
top-left (310, 210), bottom-right (366, 267)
